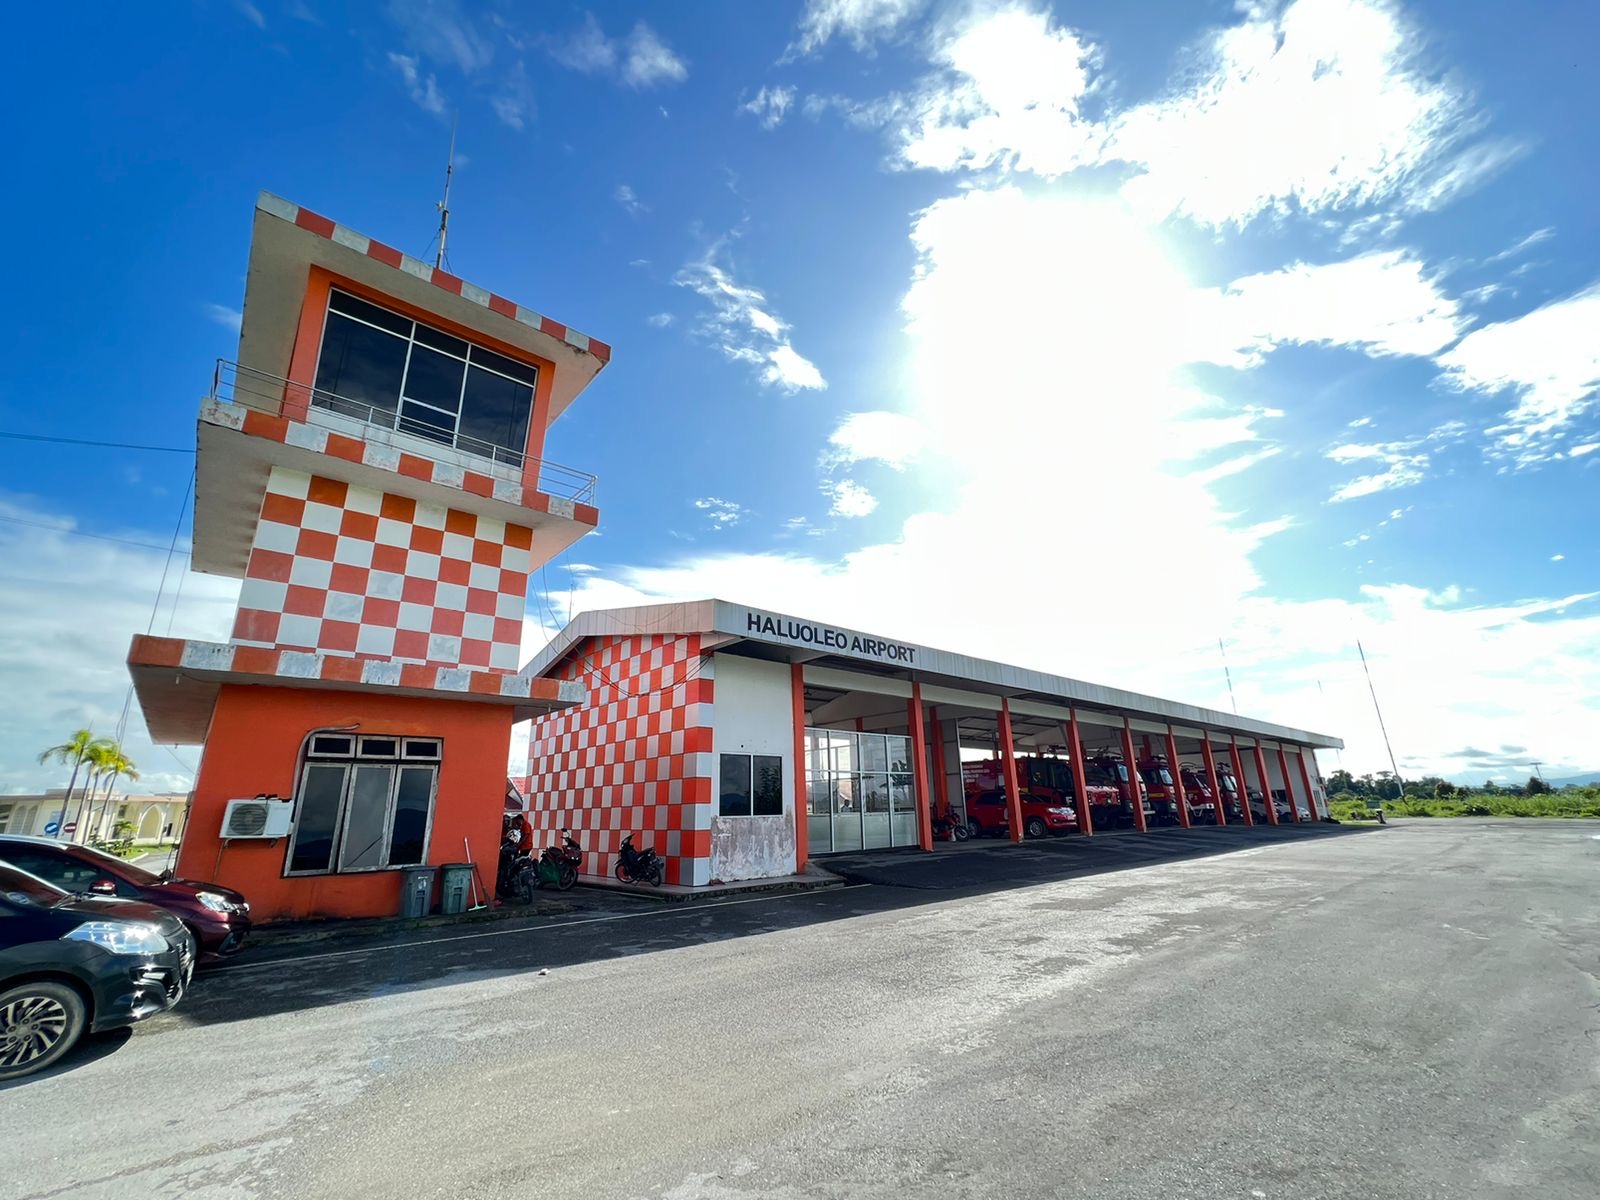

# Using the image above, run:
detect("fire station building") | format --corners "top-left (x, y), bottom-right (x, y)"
top-left (520, 600), bottom-right (1344, 888)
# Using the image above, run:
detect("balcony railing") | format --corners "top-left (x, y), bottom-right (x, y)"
top-left (209, 359), bottom-right (597, 506)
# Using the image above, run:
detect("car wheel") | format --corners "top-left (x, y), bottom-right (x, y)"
top-left (0, 980), bottom-right (87, 1081)
top-left (1024, 817), bottom-right (1048, 839)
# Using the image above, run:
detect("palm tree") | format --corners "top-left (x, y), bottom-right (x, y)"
top-left (72, 741), bottom-right (119, 843)
top-left (37, 730), bottom-right (110, 836)
top-left (86, 749), bottom-right (139, 845)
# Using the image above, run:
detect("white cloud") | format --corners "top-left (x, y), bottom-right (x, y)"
top-left (1569, 442), bottom-right (1599, 458)
top-left (1436, 283), bottom-right (1600, 465)
top-left (1199, 250), bottom-right (1467, 365)
top-left (492, 61), bottom-right (535, 130)
top-left (1484, 226), bottom-right (1554, 265)
top-left (621, 23), bottom-right (688, 88)
top-left (233, 0), bottom-right (266, 30)
top-left (1325, 422), bottom-right (1466, 502)
top-left (646, 312), bottom-right (674, 328)
top-left (741, 86), bottom-right (797, 130)
top-left (1551, 554), bottom-right (1564, 562)
top-left (552, 14), bottom-right (616, 74)
top-left (387, 52), bottom-right (447, 115)
top-left (787, 0), bottom-right (927, 57)
top-left (551, 16), bottom-right (686, 88)
top-left (675, 245), bottom-right (827, 394)
top-left (0, 497), bottom-right (239, 795)
top-left (825, 480), bottom-right (878, 518)
top-left (387, 0), bottom-right (493, 73)
top-left (204, 304), bottom-right (242, 332)
top-left (614, 184), bottom-right (648, 217)
top-left (693, 497), bottom-right (743, 528)
top-left (895, 7), bottom-right (1101, 177)
top-left (826, 411), bottom-right (928, 470)
top-left (1108, 0), bottom-right (1489, 225)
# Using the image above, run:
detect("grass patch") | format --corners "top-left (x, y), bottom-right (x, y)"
top-left (1327, 791), bottom-right (1600, 820)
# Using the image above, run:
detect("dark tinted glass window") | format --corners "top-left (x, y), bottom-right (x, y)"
top-left (289, 764), bottom-right (346, 873)
top-left (459, 366), bottom-right (533, 456)
top-left (471, 344), bottom-right (539, 386)
top-left (719, 754), bottom-right (752, 816)
top-left (314, 314), bottom-right (407, 415)
top-left (753, 755), bottom-right (784, 815)
top-left (400, 401), bottom-right (455, 444)
top-left (388, 767), bottom-right (434, 866)
top-left (414, 322), bottom-right (469, 358)
top-left (329, 289), bottom-right (413, 336)
top-left (403, 345), bottom-right (465, 414)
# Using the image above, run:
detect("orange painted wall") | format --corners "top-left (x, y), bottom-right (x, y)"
top-left (174, 684), bottom-right (514, 922)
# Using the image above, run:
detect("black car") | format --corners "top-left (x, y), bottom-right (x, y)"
top-left (0, 836), bottom-right (250, 962)
top-left (0, 863), bottom-right (192, 1080)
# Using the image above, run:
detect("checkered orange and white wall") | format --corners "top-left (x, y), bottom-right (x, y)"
top-left (523, 633), bottom-right (714, 886)
top-left (231, 466), bottom-right (532, 671)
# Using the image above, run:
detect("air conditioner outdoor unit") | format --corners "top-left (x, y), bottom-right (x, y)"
top-left (220, 797), bottom-right (293, 839)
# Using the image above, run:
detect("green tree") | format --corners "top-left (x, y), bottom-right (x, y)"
top-left (1434, 780), bottom-right (1457, 799)
top-left (1525, 775), bottom-right (1552, 796)
top-left (37, 729), bottom-right (111, 835)
top-left (1326, 768), bottom-right (1356, 795)
top-left (84, 747), bottom-right (139, 844)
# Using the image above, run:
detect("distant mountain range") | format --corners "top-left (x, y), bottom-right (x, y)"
top-left (1546, 772), bottom-right (1600, 788)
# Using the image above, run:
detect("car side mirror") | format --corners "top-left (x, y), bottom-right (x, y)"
top-left (89, 879), bottom-right (117, 895)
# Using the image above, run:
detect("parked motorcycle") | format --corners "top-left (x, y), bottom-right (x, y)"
top-left (540, 830), bottom-right (581, 891)
top-left (931, 809), bottom-right (970, 842)
top-left (615, 834), bottom-right (665, 887)
top-left (497, 828), bottom-right (539, 904)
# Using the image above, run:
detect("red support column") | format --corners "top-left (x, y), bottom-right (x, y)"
top-left (908, 685), bottom-right (934, 852)
top-left (930, 710), bottom-right (952, 823)
top-left (1201, 737), bottom-right (1226, 827)
top-left (1296, 749), bottom-right (1320, 822)
top-left (998, 699), bottom-right (1025, 844)
top-left (1064, 710), bottom-right (1093, 836)
top-left (1121, 718), bottom-right (1148, 833)
top-left (1253, 743), bottom-right (1280, 825)
top-left (791, 662), bottom-right (809, 873)
top-left (1278, 745), bottom-right (1302, 822)
top-left (1165, 727), bottom-right (1191, 828)
top-left (1229, 740), bottom-right (1255, 826)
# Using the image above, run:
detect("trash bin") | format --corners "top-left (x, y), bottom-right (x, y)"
top-left (400, 866), bottom-right (438, 918)
top-left (439, 863), bottom-right (475, 915)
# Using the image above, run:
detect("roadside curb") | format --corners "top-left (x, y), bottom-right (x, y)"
top-left (248, 897), bottom-right (581, 948)
top-left (575, 869), bottom-right (846, 904)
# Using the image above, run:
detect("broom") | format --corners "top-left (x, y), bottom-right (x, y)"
top-left (463, 837), bottom-right (490, 911)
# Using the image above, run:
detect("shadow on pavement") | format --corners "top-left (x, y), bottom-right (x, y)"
top-left (0, 1027), bottom-right (132, 1092)
top-left (157, 821), bottom-right (1379, 1032)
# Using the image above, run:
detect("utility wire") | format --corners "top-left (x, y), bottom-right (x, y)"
top-left (0, 431), bottom-right (191, 454)
top-left (0, 513), bottom-right (193, 555)
top-left (115, 468), bottom-right (196, 745)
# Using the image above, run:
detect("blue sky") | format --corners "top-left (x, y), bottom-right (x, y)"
top-left (2, 0), bottom-right (1597, 792)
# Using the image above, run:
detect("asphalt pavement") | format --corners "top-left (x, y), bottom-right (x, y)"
top-left (4, 819), bottom-right (1597, 1199)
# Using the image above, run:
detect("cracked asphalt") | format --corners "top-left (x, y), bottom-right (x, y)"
top-left (4, 820), bottom-right (1597, 1199)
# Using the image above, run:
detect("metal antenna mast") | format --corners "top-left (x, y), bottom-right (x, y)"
top-left (435, 115), bottom-right (458, 271)
top-left (1357, 640), bottom-right (1403, 788)
top-left (1218, 638), bottom-right (1238, 713)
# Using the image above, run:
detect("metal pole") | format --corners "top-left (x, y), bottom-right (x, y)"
top-left (1357, 640), bottom-right (1404, 808)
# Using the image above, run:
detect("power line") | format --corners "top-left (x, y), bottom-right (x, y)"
top-left (0, 431), bottom-right (191, 454)
top-left (0, 513), bottom-right (193, 555)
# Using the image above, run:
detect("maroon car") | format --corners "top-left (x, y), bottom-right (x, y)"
top-left (0, 836), bottom-right (250, 962)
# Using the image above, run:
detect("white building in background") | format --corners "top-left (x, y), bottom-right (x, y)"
top-left (0, 791), bottom-right (190, 844)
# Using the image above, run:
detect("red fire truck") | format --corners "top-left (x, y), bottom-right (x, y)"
top-left (963, 755), bottom-right (1132, 832)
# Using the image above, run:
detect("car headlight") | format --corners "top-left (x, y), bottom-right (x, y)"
top-left (62, 921), bottom-right (169, 956)
top-left (1047, 807), bottom-right (1071, 816)
top-left (197, 891), bottom-right (234, 914)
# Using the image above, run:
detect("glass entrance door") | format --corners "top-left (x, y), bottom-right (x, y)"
top-left (805, 728), bottom-right (919, 855)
